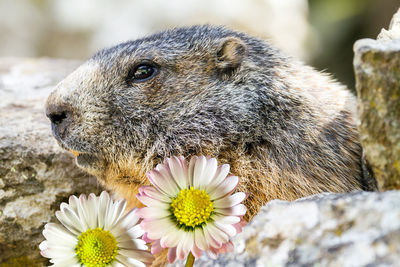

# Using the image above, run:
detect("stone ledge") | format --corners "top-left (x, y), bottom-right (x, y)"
top-left (0, 58), bottom-right (102, 265)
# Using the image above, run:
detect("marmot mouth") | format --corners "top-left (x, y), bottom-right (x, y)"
top-left (61, 145), bottom-right (100, 169)
top-left (68, 149), bottom-right (80, 157)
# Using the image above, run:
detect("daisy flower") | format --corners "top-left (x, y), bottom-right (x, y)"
top-left (136, 155), bottom-right (247, 263)
top-left (39, 191), bottom-right (154, 267)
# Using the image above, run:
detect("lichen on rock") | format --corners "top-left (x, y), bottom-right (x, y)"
top-left (353, 8), bottom-right (400, 190)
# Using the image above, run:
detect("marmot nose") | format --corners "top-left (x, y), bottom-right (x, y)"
top-left (46, 102), bottom-right (70, 125)
top-left (46, 110), bottom-right (67, 124)
top-left (45, 101), bottom-right (73, 140)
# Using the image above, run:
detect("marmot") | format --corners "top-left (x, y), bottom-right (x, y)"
top-left (46, 25), bottom-right (377, 222)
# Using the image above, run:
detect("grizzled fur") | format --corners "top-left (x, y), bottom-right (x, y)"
top-left (46, 25), bottom-right (377, 222)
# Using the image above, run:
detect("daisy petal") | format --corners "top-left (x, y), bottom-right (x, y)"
top-left (140, 186), bottom-right (171, 202)
top-left (194, 227), bottom-right (208, 251)
top-left (135, 207), bottom-right (170, 219)
top-left (202, 224), bottom-right (222, 248)
top-left (168, 156), bottom-right (188, 189)
top-left (97, 191), bottom-right (110, 229)
top-left (191, 243), bottom-right (202, 258)
top-left (140, 218), bottom-right (175, 240)
top-left (167, 247), bottom-right (177, 263)
top-left (147, 169), bottom-right (179, 197)
top-left (118, 208), bottom-right (140, 230)
top-left (208, 176), bottom-right (239, 200)
top-left (213, 215), bottom-right (241, 225)
top-left (55, 210), bottom-right (81, 235)
top-left (84, 193), bottom-right (98, 229)
top-left (116, 255), bottom-right (147, 267)
top-left (160, 229), bottom-right (185, 248)
top-left (50, 256), bottom-right (80, 267)
top-left (206, 246), bottom-right (218, 259)
top-left (42, 223), bottom-right (77, 246)
top-left (176, 233), bottom-right (190, 260)
top-left (206, 223), bottom-right (229, 244)
top-left (192, 155), bottom-right (207, 189)
top-left (71, 195), bottom-right (89, 231)
top-left (213, 192), bottom-right (247, 208)
top-left (205, 164), bottom-right (230, 191)
top-left (118, 239), bottom-right (148, 251)
top-left (216, 204), bottom-right (247, 216)
top-left (40, 246), bottom-right (75, 259)
top-left (119, 249), bottom-right (154, 263)
top-left (215, 222), bottom-right (237, 237)
top-left (199, 157), bottom-right (218, 189)
top-left (151, 239), bottom-right (163, 255)
top-left (136, 195), bottom-right (170, 209)
top-left (112, 261), bottom-right (125, 267)
top-left (126, 224), bottom-right (145, 239)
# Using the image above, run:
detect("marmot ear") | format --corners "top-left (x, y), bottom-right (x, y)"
top-left (216, 37), bottom-right (247, 73)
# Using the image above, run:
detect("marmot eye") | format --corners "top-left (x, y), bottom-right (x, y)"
top-left (129, 63), bottom-right (158, 82)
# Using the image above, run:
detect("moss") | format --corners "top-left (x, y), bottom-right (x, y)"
top-left (0, 256), bottom-right (40, 267)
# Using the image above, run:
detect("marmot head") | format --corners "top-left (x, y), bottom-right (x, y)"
top-left (45, 25), bottom-right (281, 184)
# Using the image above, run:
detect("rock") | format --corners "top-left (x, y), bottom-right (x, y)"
top-left (173, 191), bottom-right (400, 267)
top-left (353, 8), bottom-right (400, 190)
top-left (0, 58), bottom-right (102, 265)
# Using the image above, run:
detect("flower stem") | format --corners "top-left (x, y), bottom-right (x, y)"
top-left (185, 252), bottom-right (195, 267)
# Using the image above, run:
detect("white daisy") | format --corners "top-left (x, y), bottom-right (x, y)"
top-left (39, 191), bottom-right (154, 267)
top-left (136, 155), bottom-right (247, 263)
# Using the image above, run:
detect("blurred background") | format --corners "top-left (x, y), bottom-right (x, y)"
top-left (0, 0), bottom-right (398, 89)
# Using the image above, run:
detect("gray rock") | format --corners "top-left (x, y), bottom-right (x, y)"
top-left (354, 8), bottom-right (400, 190)
top-left (0, 58), bottom-right (102, 265)
top-left (177, 191), bottom-right (400, 267)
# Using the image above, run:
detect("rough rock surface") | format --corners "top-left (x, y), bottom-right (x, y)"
top-left (354, 8), bottom-right (400, 190)
top-left (172, 191), bottom-right (400, 267)
top-left (0, 58), bottom-right (102, 265)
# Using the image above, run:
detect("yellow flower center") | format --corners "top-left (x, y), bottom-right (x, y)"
top-left (171, 187), bottom-right (214, 229)
top-left (75, 227), bottom-right (118, 267)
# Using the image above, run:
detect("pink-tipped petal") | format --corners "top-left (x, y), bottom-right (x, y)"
top-left (216, 204), bottom-right (247, 216)
top-left (206, 223), bottom-right (229, 244)
top-left (147, 169), bottom-right (179, 197)
top-left (118, 249), bottom-right (154, 263)
top-left (167, 247), bottom-right (178, 263)
top-left (192, 155), bottom-right (207, 189)
top-left (142, 232), bottom-right (153, 243)
top-left (168, 156), bottom-right (189, 189)
top-left (206, 164), bottom-right (230, 190)
top-left (135, 207), bottom-right (170, 219)
top-left (202, 225), bottom-right (222, 248)
top-left (206, 247), bottom-right (219, 259)
top-left (140, 186), bottom-right (171, 202)
top-left (194, 227), bottom-right (209, 251)
top-left (160, 229), bottom-right (185, 248)
top-left (208, 176), bottom-right (239, 200)
top-left (213, 192), bottom-right (246, 209)
top-left (136, 194), bottom-right (170, 209)
top-left (215, 222), bottom-right (237, 237)
top-left (140, 218), bottom-right (175, 240)
top-left (176, 234), bottom-right (190, 260)
top-left (191, 243), bottom-right (203, 258)
top-left (213, 215), bottom-right (241, 225)
top-left (198, 157), bottom-right (218, 189)
top-left (151, 240), bottom-right (163, 255)
top-left (188, 156), bottom-right (198, 186)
